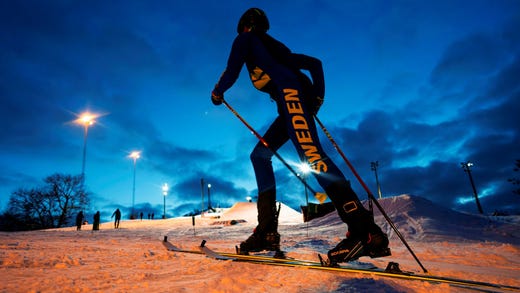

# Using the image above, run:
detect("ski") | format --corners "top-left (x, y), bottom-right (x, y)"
top-left (163, 236), bottom-right (375, 270)
top-left (162, 236), bottom-right (320, 266)
top-left (162, 237), bottom-right (520, 293)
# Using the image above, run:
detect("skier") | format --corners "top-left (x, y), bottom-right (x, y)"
top-left (211, 8), bottom-right (390, 264)
top-left (111, 208), bottom-right (121, 229)
top-left (93, 211), bottom-right (100, 231)
top-left (75, 211), bottom-right (84, 231)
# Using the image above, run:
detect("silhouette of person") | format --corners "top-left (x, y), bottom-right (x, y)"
top-left (140, 212), bottom-right (143, 221)
top-left (211, 8), bottom-right (389, 263)
top-left (93, 211), bottom-right (100, 231)
top-left (76, 211), bottom-right (84, 231)
top-left (111, 208), bottom-right (121, 229)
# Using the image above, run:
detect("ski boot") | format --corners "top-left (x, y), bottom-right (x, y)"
top-left (239, 190), bottom-right (283, 255)
top-left (328, 229), bottom-right (391, 265)
top-left (238, 231), bottom-right (281, 254)
top-left (323, 181), bottom-right (391, 265)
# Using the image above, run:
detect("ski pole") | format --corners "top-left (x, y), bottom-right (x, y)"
top-left (222, 99), bottom-right (326, 203)
top-left (314, 115), bottom-right (428, 273)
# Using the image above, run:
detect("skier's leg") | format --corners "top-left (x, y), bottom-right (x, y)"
top-left (278, 87), bottom-right (389, 263)
top-left (241, 116), bottom-right (288, 253)
top-left (250, 115), bottom-right (288, 199)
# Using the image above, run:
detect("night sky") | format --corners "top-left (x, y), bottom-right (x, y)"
top-left (1, 1), bottom-right (519, 221)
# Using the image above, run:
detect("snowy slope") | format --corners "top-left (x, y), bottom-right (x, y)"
top-left (378, 195), bottom-right (520, 244)
top-left (1, 194), bottom-right (519, 293)
top-left (313, 194), bottom-right (520, 244)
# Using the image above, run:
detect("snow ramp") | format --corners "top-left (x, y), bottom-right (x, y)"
top-left (219, 202), bottom-right (303, 225)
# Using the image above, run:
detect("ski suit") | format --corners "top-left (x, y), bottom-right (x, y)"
top-left (213, 31), bottom-right (373, 236)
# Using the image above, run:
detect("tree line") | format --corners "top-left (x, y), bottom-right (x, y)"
top-left (0, 173), bottom-right (89, 231)
top-left (1, 160), bottom-right (519, 231)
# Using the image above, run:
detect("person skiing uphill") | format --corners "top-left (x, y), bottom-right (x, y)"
top-left (211, 7), bottom-right (390, 264)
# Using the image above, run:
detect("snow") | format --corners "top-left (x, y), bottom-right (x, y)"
top-left (1, 194), bottom-right (519, 293)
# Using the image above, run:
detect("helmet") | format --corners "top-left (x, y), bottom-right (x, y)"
top-left (237, 8), bottom-right (269, 34)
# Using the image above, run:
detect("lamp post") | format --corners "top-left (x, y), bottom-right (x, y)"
top-left (371, 161), bottom-right (383, 199)
top-left (299, 163), bottom-right (312, 224)
top-left (162, 183), bottom-right (169, 219)
top-left (129, 151), bottom-right (141, 219)
top-left (75, 112), bottom-right (96, 184)
top-left (460, 161), bottom-right (484, 214)
top-left (207, 183), bottom-right (212, 212)
top-left (200, 178), bottom-right (205, 217)
top-left (299, 163), bottom-right (312, 204)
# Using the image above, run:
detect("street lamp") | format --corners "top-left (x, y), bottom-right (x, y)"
top-left (200, 178), bottom-right (205, 217)
top-left (207, 183), bottom-right (212, 212)
top-left (371, 161), bottom-right (383, 199)
top-left (129, 151), bottom-right (141, 218)
top-left (299, 162), bottom-right (312, 175)
top-left (162, 183), bottom-right (169, 219)
top-left (298, 162), bottom-right (312, 230)
top-left (299, 163), bottom-right (312, 201)
top-left (299, 162), bottom-right (312, 210)
top-left (460, 161), bottom-right (484, 214)
top-left (75, 112), bottom-right (97, 184)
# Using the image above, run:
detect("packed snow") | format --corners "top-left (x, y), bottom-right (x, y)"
top-left (1, 194), bottom-right (519, 292)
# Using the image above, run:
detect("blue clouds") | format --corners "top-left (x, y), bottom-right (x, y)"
top-left (0, 1), bottom-right (519, 219)
top-left (316, 11), bottom-right (520, 214)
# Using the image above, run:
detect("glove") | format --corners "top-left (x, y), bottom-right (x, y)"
top-left (211, 90), bottom-right (223, 106)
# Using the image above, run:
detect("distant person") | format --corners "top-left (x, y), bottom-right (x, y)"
top-left (93, 211), bottom-right (100, 231)
top-left (75, 211), bottom-right (84, 231)
top-left (111, 208), bottom-right (121, 229)
top-left (140, 212), bottom-right (143, 221)
top-left (211, 8), bottom-right (389, 264)
top-left (151, 213), bottom-right (154, 220)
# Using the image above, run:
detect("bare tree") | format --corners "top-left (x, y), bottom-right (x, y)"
top-left (6, 173), bottom-right (89, 229)
top-left (8, 188), bottom-right (52, 229)
top-left (45, 173), bottom-right (89, 227)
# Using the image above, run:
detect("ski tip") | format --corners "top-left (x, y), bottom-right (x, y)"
top-left (200, 240), bottom-right (207, 247)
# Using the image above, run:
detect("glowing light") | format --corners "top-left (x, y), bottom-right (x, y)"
top-left (75, 112), bottom-right (98, 126)
top-left (129, 151), bottom-right (141, 160)
top-left (162, 183), bottom-right (169, 196)
top-left (298, 162), bottom-right (312, 175)
top-left (461, 161), bottom-right (474, 170)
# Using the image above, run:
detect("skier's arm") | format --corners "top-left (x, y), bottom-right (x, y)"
top-left (212, 35), bottom-right (249, 104)
top-left (287, 53), bottom-right (325, 99)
